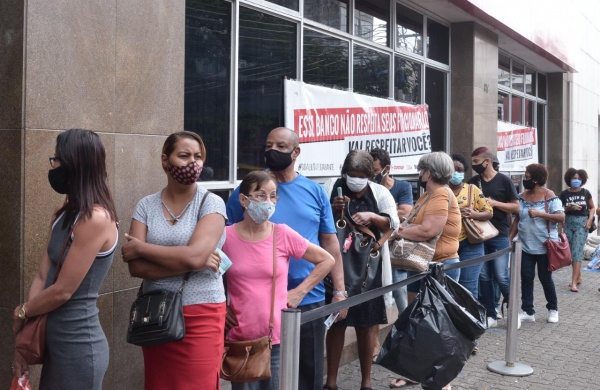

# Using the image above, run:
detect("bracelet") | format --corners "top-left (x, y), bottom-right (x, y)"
top-left (332, 290), bottom-right (348, 298)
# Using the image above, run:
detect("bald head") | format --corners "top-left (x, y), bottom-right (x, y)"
top-left (268, 127), bottom-right (299, 148)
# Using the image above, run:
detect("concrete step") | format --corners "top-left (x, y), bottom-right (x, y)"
top-left (221, 305), bottom-right (399, 389)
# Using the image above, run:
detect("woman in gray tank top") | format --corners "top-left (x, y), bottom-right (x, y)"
top-left (12, 129), bottom-right (119, 390)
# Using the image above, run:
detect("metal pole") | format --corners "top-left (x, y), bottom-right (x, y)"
top-left (279, 308), bottom-right (301, 390)
top-left (488, 240), bottom-right (533, 376)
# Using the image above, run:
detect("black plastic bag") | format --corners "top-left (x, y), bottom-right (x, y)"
top-left (430, 263), bottom-right (487, 341)
top-left (376, 273), bottom-right (475, 390)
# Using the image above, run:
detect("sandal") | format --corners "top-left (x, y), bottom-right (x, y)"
top-left (570, 286), bottom-right (579, 293)
top-left (390, 378), bottom-right (419, 388)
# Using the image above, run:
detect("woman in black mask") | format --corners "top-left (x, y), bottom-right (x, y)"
top-left (509, 164), bottom-right (563, 325)
top-left (12, 129), bottom-right (118, 389)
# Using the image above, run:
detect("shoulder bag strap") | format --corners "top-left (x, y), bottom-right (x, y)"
top-left (178, 190), bottom-right (211, 293)
top-left (268, 224), bottom-right (278, 344)
top-left (405, 192), bottom-right (432, 223)
top-left (544, 189), bottom-right (550, 235)
top-left (52, 219), bottom-right (78, 285)
top-left (468, 184), bottom-right (474, 209)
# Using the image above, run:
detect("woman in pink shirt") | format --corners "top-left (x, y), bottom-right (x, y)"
top-left (222, 171), bottom-right (334, 390)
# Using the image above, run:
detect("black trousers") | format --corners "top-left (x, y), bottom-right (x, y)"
top-left (298, 301), bottom-right (325, 390)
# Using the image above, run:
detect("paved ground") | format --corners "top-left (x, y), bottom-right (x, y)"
top-left (334, 264), bottom-right (600, 390)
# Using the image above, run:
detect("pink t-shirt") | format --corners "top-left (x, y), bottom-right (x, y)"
top-left (222, 223), bottom-right (309, 345)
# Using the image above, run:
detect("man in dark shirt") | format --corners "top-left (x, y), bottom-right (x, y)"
top-left (370, 148), bottom-right (413, 318)
top-left (468, 146), bottom-right (519, 327)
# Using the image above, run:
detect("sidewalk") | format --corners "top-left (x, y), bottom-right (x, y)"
top-left (335, 265), bottom-right (600, 390)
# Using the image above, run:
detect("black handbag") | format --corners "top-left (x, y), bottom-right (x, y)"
top-left (126, 273), bottom-right (191, 347)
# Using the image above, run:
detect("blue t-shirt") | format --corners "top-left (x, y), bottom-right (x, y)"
top-left (226, 173), bottom-right (336, 305)
top-left (389, 179), bottom-right (413, 206)
top-left (517, 194), bottom-right (564, 255)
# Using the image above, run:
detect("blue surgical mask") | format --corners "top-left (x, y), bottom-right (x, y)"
top-left (571, 179), bottom-right (582, 188)
top-left (450, 172), bottom-right (464, 185)
top-left (245, 197), bottom-right (276, 224)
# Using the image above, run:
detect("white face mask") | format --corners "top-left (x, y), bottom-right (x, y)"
top-left (346, 176), bottom-right (368, 192)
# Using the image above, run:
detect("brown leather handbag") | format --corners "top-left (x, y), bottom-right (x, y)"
top-left (220, 225), bottom-right (277, 382)
top-left (542, 192), bottom-right (572, 271)
top-left (462, 184), bottom-right (499, 244)
top-left (15, 220), bottom-right (76, 365)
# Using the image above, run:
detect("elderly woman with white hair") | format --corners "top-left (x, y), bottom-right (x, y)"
top-left (389, 151), bottom-right (460, 389)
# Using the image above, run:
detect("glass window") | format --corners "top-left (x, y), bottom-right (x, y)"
top-left (185, 0), bottom-right (231, 181)
top-left (425, 67), bottom-right (447, 152)
top-left (353, 45), bottom-right (389, 98)
top-left (354, 0), bottom-right (389, 46)
top-left (394, 56), bottom-right (421, 104)
top-left (537, 103), bottom-right (545, 163)
top-left (525, 68), bottom-right (536, 95)
top-left (538, 73), bottom-right (547, 100)
top-left (303, 29), bottom-right (349, 89)
top-left (304, 0), bottom-right (348, 32)
top-left (498, 92), bottom-right (509, 122)
top-left (512, 61), bottom-right (524, 92)
top-left (237, 8), bottom-right (297, 178)
top-left (525, 99), bottom-right (534, 127)
top-left (265, 0), bottom-right (299, 11)
top-left (396, 4), bottom-right (423, 55)
top-left (426, 19), bottom-right (449, 65)
top-left (498, 53), bottom-right (510, 88)
top-left (511, 95), bottom-right (523, 125)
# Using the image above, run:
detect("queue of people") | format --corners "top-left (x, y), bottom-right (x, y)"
top-left (10, 126), bottom-right (595, 390)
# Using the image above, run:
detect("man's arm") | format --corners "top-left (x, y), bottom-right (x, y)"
top-left (487, 198), bottom-right (520, 213)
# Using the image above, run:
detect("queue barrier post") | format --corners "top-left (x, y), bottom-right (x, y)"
top-left (487, 240), bottom-right (534, 376)
top-left (279, 308), bottom-right (301, 390)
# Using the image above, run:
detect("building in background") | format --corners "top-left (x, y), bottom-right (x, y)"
top-left (1, 0), bottom-right (599, 388)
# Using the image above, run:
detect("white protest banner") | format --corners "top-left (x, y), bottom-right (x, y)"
top-left (496, 121), bottom-right (538, 171)
top-left (284, 79), bottom-right (430, 176)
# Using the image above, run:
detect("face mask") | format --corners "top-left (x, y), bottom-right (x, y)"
top-left (571, 179), bottom-right (582, 188)
top-left (372, 169), bottom-right (388, 184)
top-left (450, 172), bottom-right (464, 185)
top-left (418, 175), bottom-right (427, 190)
top-left (48, 166), bottom-right (69, 194)
top-left (167, 160), bottom-right (202, 185)
top-left (245, 197), bottom-right (276, 224)
top-left (345, 176), bottom-right (369, 192)
top-left (265, 149), bottom-right (295, 172)
top-left (523, 178), bottom-right (536, 190)
top-left (472, 162), bottom-right (487, 174)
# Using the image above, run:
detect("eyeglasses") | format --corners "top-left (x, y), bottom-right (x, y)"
top-left (245, 194), bottom-right (280, 203)
top-left (49, 157), bottom-right (60, 168)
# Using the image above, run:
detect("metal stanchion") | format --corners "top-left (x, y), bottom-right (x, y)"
top-left (279, 308), bottom-right (301, 390)
top-left (487, 240), bottom-right (533, 376)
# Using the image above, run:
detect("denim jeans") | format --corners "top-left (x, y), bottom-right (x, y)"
top-left (392, 268), bottom-right (408, 316)
top-left (520, 251), bottom-right (558, 315)
top-left (479, 235), bottom-right (511, 317)
top-left (231, 344), bottom-right (280, 390)
top-left (407, 258), bottom-right (461, 293)
top-left (457, 239), bottom-right (484, 297)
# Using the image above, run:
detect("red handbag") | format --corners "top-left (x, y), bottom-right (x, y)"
top-left (542, 192), bottom-right (571, 272)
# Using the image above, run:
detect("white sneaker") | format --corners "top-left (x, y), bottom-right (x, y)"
top-left (517, 315), bottom-right (521, 329)
top-left (519, 311), bottom-right (536, 323)
top-left (548, 310), bottom-right (559, 323)
top-left (496, 311), bottom-right (503, 320)
top-left (487, 317), bottom-right (498, 328)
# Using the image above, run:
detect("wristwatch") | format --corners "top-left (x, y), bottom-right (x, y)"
top-left (17, 304), bottom-right (27, 320)
top-left (332, 290), bottom-right (348, 298)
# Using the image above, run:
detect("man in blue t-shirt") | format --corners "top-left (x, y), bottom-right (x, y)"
top-left (226, 127), bottom-right (345, 390)
top-left (369, 148), bottom-right (413, 318)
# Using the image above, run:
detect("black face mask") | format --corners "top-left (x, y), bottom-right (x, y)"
top-left (418, 175), bottom-right (427, 190)
top-left (472, 162), bottom-right (487, 174)
top-left (372, 169), bottom-right (388, 184)
top-left (265, 149), bottom-right (295, 172)
top-left (523, 178), bottom-right (536, 190)
top-left (48, 166), bottom-right (69, 194)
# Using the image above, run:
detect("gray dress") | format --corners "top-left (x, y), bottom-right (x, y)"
top-left (40, 213), bottom-right (115, 390)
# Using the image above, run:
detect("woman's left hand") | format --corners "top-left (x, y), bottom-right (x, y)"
top-left (122, 233), bottom-right (142, 262)
top-left (287, 288), bottom-right (305, 309)
top-left (12, 350), bottom-right (29, 379)
top-left (585, 219), bottom-right (593, 229)
top-left (528, 209), bottom-right (541, 218)
top-left (352, 212), bottom-right (373, 226)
